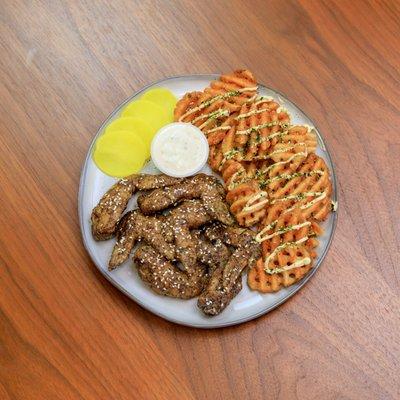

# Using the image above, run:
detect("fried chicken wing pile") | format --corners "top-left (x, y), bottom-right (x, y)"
top-left (91, 173), bottom-right (260, 316)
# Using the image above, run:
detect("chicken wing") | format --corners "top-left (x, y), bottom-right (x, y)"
top-left (137, 174), bottom-right (233, 225)
top-left (198, 224), bottom-right (261, 315)
top-left (91, 174), bottom-right (182, 241)
top-left (110, 200), bottom-right (211, 271)
top-left (192, 230), bottom-right (230, 272)
top-left (165, 200), bottom-right (212, 273)
top-left (109, 211), bottom-right (175, 270)
top-left (134, 245), bottom-right (207, 299)
top-left (204, 223), bottom-right (256, 248)
top-left (91, 178), bottom-right (137, 240)
top-left (134, 174), bottom-right (182, 190)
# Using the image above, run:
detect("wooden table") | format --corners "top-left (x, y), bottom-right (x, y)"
top-left (1, 1), bottom-right (399, 399)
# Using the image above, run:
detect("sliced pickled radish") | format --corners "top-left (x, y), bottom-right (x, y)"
top-left (105, 117), bottom-right (154, 147)
top-left (121, 100), bottom-right (171, 132)
top-left (141, 88), bottom-right (177, 118)
top-left (93, 130), bottom-right (148, 177)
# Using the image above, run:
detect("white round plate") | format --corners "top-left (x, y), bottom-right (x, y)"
top-left (79, 74), bottom-right (338, 328)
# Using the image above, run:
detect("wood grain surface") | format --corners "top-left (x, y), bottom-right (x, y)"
top-left (0, 0), bottom-right (399, 399)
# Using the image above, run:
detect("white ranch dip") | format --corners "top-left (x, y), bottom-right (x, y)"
top-left (151, 122), bottom-right (209, 177)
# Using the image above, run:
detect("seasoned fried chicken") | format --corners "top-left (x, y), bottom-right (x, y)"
top-left (197, 263), bottom-right (243, 316)
top-left (92, 172), bottom-right (261, 316)
top-left (134, 174), bottom-right (182, 190)
top-left (198, 224), bottom-right (261, 315)
top-left (110, 200), bottom-right (212, 271)
top-left (166, 200), bottom-right (212, 273)
top-left (91, 178), bottom-right (136, 240)
top-left (137, 174), bottom-right (234, 225)
top-left (109, 211), bottom-right (175, 270)
top-left (192, 230), bottom-right (230, 272)
top-left (134, 245), bottom-right (207, 299)
top-left (91, 174), bottom-right (181, 241)
top-left (204, 223), bottom-right (257, 248)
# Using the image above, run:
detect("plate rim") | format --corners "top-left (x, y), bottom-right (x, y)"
top-left (78, 73), bottom-right (338, 329)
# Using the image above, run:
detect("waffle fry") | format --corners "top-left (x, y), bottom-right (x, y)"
top-left (207, 115), bottom-right (237, 146)
top-left (174, 70), bottom-right (258, 128)
top-left (222, 159), bottom-right (256, 189)
top-left (174, 91), bottom-right (202, 121)
top-left (207, 99), bottom-right (293, 172)
top-left (208, 123), bottom-right (239, 172)
top-left (248, 209), bottom-right (315, 292)
top-left (212, 69), bottom-right (256, 89)
top-left (223, 152), bottom-right (332, 231)
top-left (248, 245), bottom-right (311, 292)
top-left (264, 153), bottom-right (332, 221)
top-left (207, 114), bottom-right (238, 172)
top-left (235, 99), bottom-right (291, 161)
top-left (266, 125), bottom-right (317, 170)
top-left (225, 179), bottom-right (266, 227)
top-left (208, 144), bottom-right (224, 172)
top-left (257, 207), bottom-right (320, 258)
top-left (207, 69), bottom-right (258, 104)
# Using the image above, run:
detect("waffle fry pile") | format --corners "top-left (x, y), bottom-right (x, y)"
top-left (174, 70), bottom-right (334, 293)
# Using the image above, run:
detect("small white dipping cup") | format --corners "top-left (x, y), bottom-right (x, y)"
top-left (151, 122), bottom-right (209, 178)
